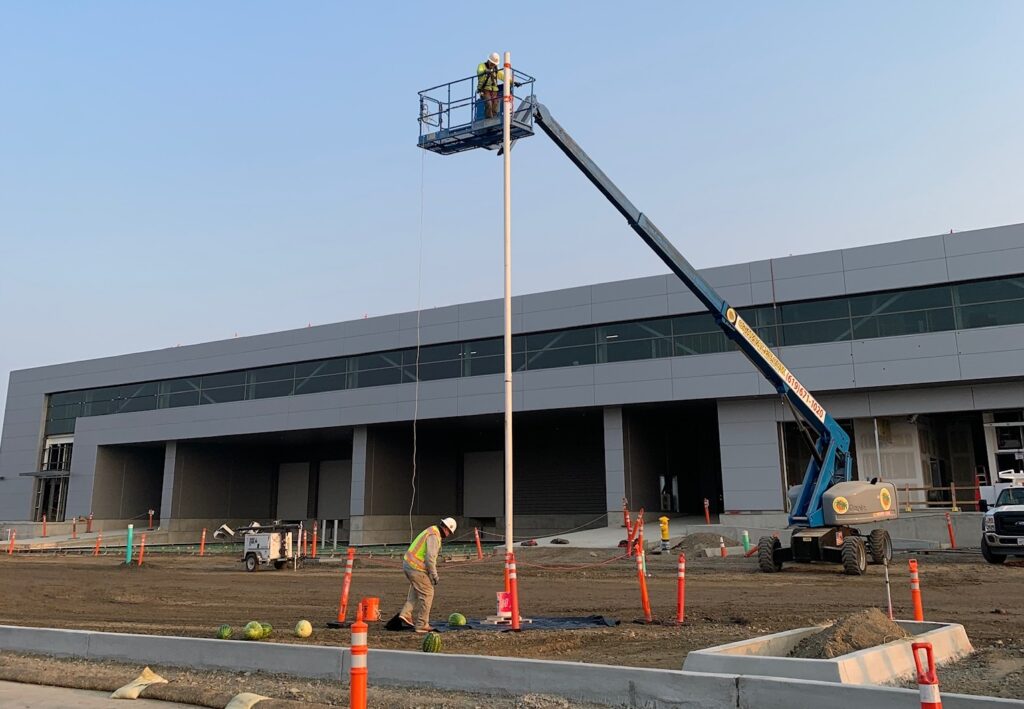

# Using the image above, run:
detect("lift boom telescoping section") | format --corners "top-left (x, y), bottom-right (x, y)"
top-left (528, 101), bottom-right (851, 528)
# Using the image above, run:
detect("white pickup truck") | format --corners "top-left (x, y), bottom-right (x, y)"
top-left (981, 478), bottom-right (1024, 564)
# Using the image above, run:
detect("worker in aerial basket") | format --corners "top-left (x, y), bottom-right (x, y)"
top-left (477, 52), bottom-right (502, 119)
top-left (398, 517), bottom-right (457, 633)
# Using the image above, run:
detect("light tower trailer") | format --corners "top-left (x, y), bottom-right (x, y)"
top-left (240, 523), bottom-right (298, 572)
top-left (417, 75), bottom-right (896, 574)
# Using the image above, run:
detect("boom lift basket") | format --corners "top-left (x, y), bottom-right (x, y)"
top-left (417, 70), bottom-right (536, 155)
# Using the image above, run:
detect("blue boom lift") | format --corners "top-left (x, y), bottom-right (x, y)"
top-left (418, 74), bottom-right (898, 574)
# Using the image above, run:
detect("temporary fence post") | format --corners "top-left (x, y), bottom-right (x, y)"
top-left (909, 559), bottom-right (924, 621)
top-left (634, 542), bottom-right (652, 623)
top-left (949, 483), bottom-right (960, 513)
top-left (676, 553), bottom-right (686, 624)
top-left (125, 524), bottom-right (134, 566)
top-left (703, 498), bottom-right (710, 525)
top-left (883, 558), bottom-right (894, 620)
top-left (741, 530), bottom-right (750, 553)
top-left (312, 523), bottom-right (318, 559)
top-left (349, 607), bottom-right (368, 709)
top-left (138, 534), bottom-right (146, 566)
top-left (904, 484), bottom-right (913, 513)
top-left (336, 547), bottom-right (356, 624)
top-left (199, 528), bottom-right (207, 557)
top-left (944, 512), bottom-right (956, 549)
top-left (93, 534), bottom-right (102, 557)
top-left (148, 509), bottom-right (154, 530)
top-left (507, 551), bottom-right (521, 631)
top-left (622, 497), bottom-right (631, 531)
top-left (912, 642), bottom-right (942, 708)
top-left (6, 530), bottom-right (14, 555)
top-left (474, 527), bottom-right (484, 560)
top-left (42, 515), bottom-right (47, 538)
top-left (86, 513), bottom-right (93, 534)
top-left (71, 517), bottom-right (77, 540)
top-left (333, 520), bottom-right (339, 552)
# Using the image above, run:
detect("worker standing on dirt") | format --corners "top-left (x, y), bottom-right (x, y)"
top-left (398, 517), bottom-right (457, 633)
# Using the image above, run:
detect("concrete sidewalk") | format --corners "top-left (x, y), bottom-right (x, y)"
top-left (0, 680), bottom-right (198, 708)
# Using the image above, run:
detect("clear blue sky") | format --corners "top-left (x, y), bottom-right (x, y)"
top-left (2, 2), bottom-right (1023, 431)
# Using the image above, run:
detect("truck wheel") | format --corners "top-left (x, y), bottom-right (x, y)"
top-left (842, 537), bottom-right (867, 575)
top-left (758, 536), bottom-right (783, 573)
top-left (867, 529), bottom-right (892, 564)
top-left (981, 538), bottom-right (1006, 565)
top-left (244, 553), bottom-right (258, 572)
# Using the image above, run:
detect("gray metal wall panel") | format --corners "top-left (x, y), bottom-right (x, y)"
top-left (843, 259), bottom-right (950, 294)
top-left (854, 356), bottom-right (962, 389)
top-left (521, 304), bottom-right (592, 332)
top-left (591, 295), bottom-right (669, 324)
top-left (942, 223), bottom-right (1024, 256)
top-left (851, 331), bottom-right (959, 363)
top-left (591, 275), bottom-right (666, 302)
top-left (972, 382), bottom-right (1024, 409)
top-left (594, 359), bottom-right (673, 385)
top-left (946, 248), bottom-right (1024, 282)
top-left (955, 324), bottom-right (1024, 354)
top-left (771, 273), bottom-right (847, 302)
top-left (841, 235), bottom-right (946, 270)
top-left (595, 379), bottom-right (673, 406)
top-left (770, 250), bottom-right (845, 279)
top-left (865, 387), bottom-right (976, 416)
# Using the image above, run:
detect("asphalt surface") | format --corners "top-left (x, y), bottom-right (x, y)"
top-left (0, 679), bottom-right (199, 708)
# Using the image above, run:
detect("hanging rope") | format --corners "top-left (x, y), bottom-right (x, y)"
top-left (409, 149), bottom-right (427, 540)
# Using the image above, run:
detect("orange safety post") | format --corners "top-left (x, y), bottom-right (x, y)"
top-left (676, 553), bottom-right (686, 624)
top-left (71, 517), bottom-right (77, 540)
top-left (474, 527), bottom-right (483, 560)
top-left (349, 606), bottom-right (368, 709)
top-left (913, 642), bottom-right (942, 708)
top-left (138, 534), bottom-right (146, 566)
top-left (6, 530), bottom-right (14, 555)
top-left (503, 555), bottom-right (511, 593)
top-left (93, 534), bottom-right (102, 557)
top-left (42, 514), bottom-right (47, 538)
top-left (634, 542), bottom-right (652, 623)
top-left (507, 551), bottom-right (521, 631)
top-left (86, 513), bottom-right (93, 534)
top-left (944, 512), bottom-right (957, 549)
top-left (719, 536), bottom-right (727, 558)
top-left (312, 523), bottom-right (318, 559)
top-left (199, 528), bottom-right (207, 557)
top-left (703, 498), bottom-right (711, 525)
top-left (909, 559), bottom-right (924, 621)
top-left (335, 547), bottom-right (357, 624)
top-left (622, 497), bottom-right (632, 531)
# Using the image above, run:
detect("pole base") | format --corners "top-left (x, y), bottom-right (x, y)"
top-left (325, 620), bottom-right (351, 629)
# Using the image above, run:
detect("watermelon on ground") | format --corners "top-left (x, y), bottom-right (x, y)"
top-left (421, 631), bottom-right (442, 653)
top-left (447, 612), bottom-right (467, 626)
top-left (216, 624), bottom-right (232, 640)
top-left (294, 620), bottom-right (313, 638)
top-left (260, 623), bottom-right (273, 639)
top-left (243, 621), bottom-right (263, 640)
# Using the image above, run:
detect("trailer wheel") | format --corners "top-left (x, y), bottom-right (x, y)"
top-left (244, 553), bottom-right (258, 572)
top-left (842, 537), bottom-right (867, 575)
top-left (758, 536), bottom-right (783, 573)
top-left (981, 538), bottom-right (1006, 565)
top-left (867, 529), bottom-right (892, 564)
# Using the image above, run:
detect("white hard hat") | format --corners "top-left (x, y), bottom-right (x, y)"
top-left (488, 52), bottom-right (500, 65)
top-left (441, 517), bottom-right (457, 534)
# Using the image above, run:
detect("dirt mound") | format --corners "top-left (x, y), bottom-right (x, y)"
top-left (672, 533), bottom-right (739, 553)
top-left (789, 608), bottom-right (909, 659)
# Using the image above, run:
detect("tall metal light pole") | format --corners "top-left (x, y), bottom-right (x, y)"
top-left (501, 50), bottom-right (521, 630)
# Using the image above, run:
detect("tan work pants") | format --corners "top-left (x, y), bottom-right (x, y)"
top-left (399, 566), bottom-right (434, 630)
top-left (483, 90), bottom-right (499, 119)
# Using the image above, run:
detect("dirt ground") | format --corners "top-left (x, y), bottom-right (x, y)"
top-left (0, 548), bottom-right (1021, 701)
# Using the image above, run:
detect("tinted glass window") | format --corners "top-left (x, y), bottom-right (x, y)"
top-left (118, 396), bottom-right (159, 413)
top-left (414, 343), bottom-right (462, 363)
top-left (958, 301), bottom-right (1024, 329)
top-left (598, 319), bottom-right (671, 341)
top-left (248, 365), bottom-right (294, 383)
top-left (50, 391), bottom-right (83, 406)
top-left (782, 319), bottom-right (851, 346)
top-left (526, 328), bottom-right (595, 351)
top-left (525, 344), bottom-right (595, 369)
top-left (162, 379), bottom-right (200, 394)
top-left (674, 332), bottom-right (732, 356)
top-left (849, 286), bottom-right (952, 316)
top-left (780, 299), bottom-right (849, 323)
top-left (201, 372), bottom-right (246, 389)
top-left (463, 354), bottom-right (503, 376)
top-left (351, 367), bottom-right (402, 388)
top-left (672, 313), bottom-right (719, 335)
top-left (295, 359), bottom-right (348, 378)
top-left (294, 373), bottom-right (347, 394)
top-left (957, 276), bottom-right (1024, 305)
top-left (353, 353), bottom-right (402, 371)
top-left (602, 337), bottom-right (672, 363)
top-left (249, 380), bottom-right (293, 399)
top-left (463, 338), bottom-right (502, 357)
top-left (166, 390), bottom-right (200, 408)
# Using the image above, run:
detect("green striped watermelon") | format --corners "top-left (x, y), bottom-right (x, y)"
top-left (421, 632), bottom-right (442, 653)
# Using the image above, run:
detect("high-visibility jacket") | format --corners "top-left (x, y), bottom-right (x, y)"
top-left (404, 525), bottom-right (441, 573)
top-left (477, 62), bottom-right (502, 93)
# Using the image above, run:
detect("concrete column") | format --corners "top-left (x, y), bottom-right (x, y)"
top-left (349, 426), bottom-right (368, 544)
top-left (603, 406), bottom-right (626, 523)
top-left (717, 400), bottom-right (784, 511)
top-left (159, 442), bottom-right (177, 523)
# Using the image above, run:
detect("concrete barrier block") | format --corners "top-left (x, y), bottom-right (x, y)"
top-left (0, 625), bottom-right (91, 658)
top-left (368, 649), bottom-right (739, 708)
top-left (84, 631), bottom-right (345, 679)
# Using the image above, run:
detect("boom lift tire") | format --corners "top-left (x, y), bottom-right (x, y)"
top-left (981, 537), bottom-right (1006, 565)
top-left (841, 537), bottom-right (867, 575)
top-left (758, 536), bottom-right (783, 573)
top-left (867, 529), bottom-right (893, 564)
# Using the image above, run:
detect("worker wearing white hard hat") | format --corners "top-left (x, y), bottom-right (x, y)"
top-left (477, 53), bottom-right (502, 119)
top-left (397, 517), bottom-right (457, 632)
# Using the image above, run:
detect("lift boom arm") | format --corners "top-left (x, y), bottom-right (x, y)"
top-left (530, 101), bottom-right (851, 528)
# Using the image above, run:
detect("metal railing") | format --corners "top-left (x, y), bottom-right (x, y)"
top-left (418, 69), bottom-right (536, 139)
top-left (896, 482), bottom-right (983, 512)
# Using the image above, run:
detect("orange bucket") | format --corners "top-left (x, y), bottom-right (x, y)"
top-left (359, 597), bottom-right (381, 621)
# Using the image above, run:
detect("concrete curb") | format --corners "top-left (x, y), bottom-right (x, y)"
top-left (0, 626), bottom-right (1020, 708)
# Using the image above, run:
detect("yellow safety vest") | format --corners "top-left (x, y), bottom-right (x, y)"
top-left (404, 525), bottom-right (440, 572)
top-left (477, 62), bottom-right (502, 93)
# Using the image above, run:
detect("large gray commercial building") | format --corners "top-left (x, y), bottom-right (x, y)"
top-left (2, 224), bottom-right (1023, 543)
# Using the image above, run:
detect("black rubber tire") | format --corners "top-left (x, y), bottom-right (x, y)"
top-left (757, 536), bottom-right (783, 573)
top-left (273, 560), bottom-right (286, 570)
top-left (867, 529), bottom-right (893, 564)
top-left (842, 537), bottom-right (867, 575)
top-left (981, 537), bottom-right (1006, 565)
top-left (244, 553), bottom-right (258, 572)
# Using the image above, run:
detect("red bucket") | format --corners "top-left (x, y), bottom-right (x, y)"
top-left (496, 591), bottom-right (512, 619)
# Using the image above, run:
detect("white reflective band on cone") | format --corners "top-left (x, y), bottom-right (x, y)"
top-left (351, 654), bottom-right (367, 669)
top-left (351, 632), bottom-right (367, 646)
top-left (919, 684), bottom-right (941, 703)
top-left (911, 583), bottom-right (920, 590)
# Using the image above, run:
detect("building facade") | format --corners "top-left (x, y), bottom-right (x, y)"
top-left (2, 224), bottom-right (1023, 543)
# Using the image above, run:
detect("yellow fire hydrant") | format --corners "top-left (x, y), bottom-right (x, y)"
top-left (658, 516), bottom-right (670, 552)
